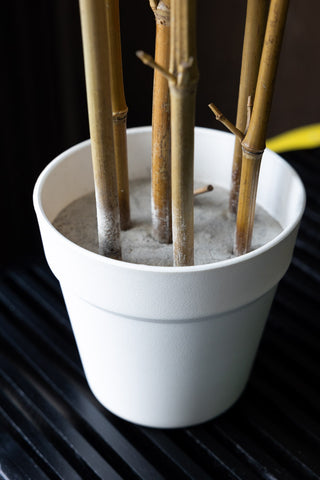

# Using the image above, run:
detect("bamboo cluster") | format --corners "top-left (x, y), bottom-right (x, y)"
top-left (78, 0), bottom-right (289, 266)
top-left (230, 0), bottom-right (269, 215)
top-left (210, 0), bottom-right (289, 256)
top-left (138, 0), bottom-right (199, 266)
top-left (236, 0), bottom-right (289, 255)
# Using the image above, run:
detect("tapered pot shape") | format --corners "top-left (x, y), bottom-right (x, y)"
top-left (33, 127), bottom-right (305, 428)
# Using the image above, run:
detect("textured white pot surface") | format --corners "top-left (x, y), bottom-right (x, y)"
top-left (33, 127), bottom-right (305, 428)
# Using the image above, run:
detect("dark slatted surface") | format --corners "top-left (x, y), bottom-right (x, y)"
top-left (0, 149), bottom-right (319, 479)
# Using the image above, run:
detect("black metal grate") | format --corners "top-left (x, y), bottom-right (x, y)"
top-left (0, 149), bottom-right (319, 479)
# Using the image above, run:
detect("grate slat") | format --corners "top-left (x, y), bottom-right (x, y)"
top-left (208, 419), bottom-right (298, 480)
top-left (225, 398), bottom-right (320, 480)
top-left (183, 427), bottom-right (260, 480)
top-left (0, 363), bottom-right (122, 480)
top-left (250, 370), bottom-right (320, 452)
top-left (0, 432), bottom-right (50, 480)
top-left (137, 428), bottom-right (214, 480)
top-left (0, 390), bottom-right (83, 480)
top-left (236, 392), bottom-right (320, 480)
top-left (0, 286), bottom-right (83, 378)
top-left (0, 317), bottom-right (164, 480)
top-left (6, 269), bottom-right (71, 332)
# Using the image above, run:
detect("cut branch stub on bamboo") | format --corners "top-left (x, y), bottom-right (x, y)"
top-left (236, 0), bottom-right (289, 256)
top-left (230, 0), bottom-right (269, 215)
top-left (79, 0), bottom-right (121, 259)
top-left (194, 185), bottom-right (214, 197)
top-left (208, 103), bottom-right (244, 142)
top-left (169, 0), bottom-right (199, 266)
top-left (149, 0), bottom-right (172, 244)
top-left (136, 51), bottom-right (177, 83)
top-left (106, 0), bottom-right (130, 231)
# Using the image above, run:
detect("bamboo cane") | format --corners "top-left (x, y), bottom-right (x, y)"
top-left (169, 0), bottom-right (199, 266)
top-left (79, 0), bottom-right (121, 259)
top-left (235, 0), bottom-right (289, 256)
top-left (106, 0), bottom-right (130, 230)
top-left (230, 0), bottom-right (269, 214)
top-left (149, 0), bottom-right (172, 243)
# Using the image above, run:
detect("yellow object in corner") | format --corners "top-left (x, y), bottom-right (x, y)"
top-left (266, 124), bottom-right (320, 153)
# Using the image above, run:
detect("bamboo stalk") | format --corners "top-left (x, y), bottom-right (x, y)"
top-left (106, 0), bottom-right (130, 230)
top-left (79, 0), bottom-right (121, 259)
top-left (149, 0), bottom-right (172, 243)
top-left (169, 0), bottom-right (199, 266)
top-left (230, 0), bottom-right (269, 214)
top-left (235, 0), bottom-right (289, 256)
top-left (235, 151), bottom-right (262, 255)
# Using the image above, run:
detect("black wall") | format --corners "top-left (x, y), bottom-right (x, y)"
top-left (2, 1), bottom-right (319, 265)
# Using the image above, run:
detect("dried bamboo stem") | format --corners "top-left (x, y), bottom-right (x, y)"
top-left (230, 0), bottom-right (269, 214)
top-left (106, 0), bottom-right (130, 230)
top-left (79, 0), bottom-right (121, 259)
top-left (235, 0), bottom-right (289, 255)
top-left (169, 0), bottom-right (199, 266)
top-left (235, 150), bottom-right (262, 255)
top-left (150, 0), bottom-right (172, 243)
top-left (245, 95), bottom-right (253, 133)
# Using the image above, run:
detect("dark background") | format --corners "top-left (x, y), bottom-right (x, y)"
top-left (1, 0), bottom-right (319, 266)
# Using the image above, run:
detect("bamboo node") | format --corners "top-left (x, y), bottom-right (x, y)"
top-left (177, 57), bottom-right (196, 87)
top-left (241, 142), bottom-right (265, 156)
top-left (112, 108), bottom-right (128, 123)
top-left (151, 0), bottom-right (170, 25)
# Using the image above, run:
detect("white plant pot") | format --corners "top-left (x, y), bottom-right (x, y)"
top-left (33, 127), bottom-right (305, 428)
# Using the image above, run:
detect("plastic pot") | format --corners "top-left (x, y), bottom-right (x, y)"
top-left (33, 127), bottom-right (305, 428)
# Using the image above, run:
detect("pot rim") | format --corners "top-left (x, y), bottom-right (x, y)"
top-left (33, 126), bottom-right (306, 274)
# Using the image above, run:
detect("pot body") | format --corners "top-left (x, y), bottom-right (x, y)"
top-left (33, 127), bottom-right (305, 428)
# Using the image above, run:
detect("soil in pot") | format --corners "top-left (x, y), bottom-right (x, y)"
top-left (53, 178), bottom-right (282, 266)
